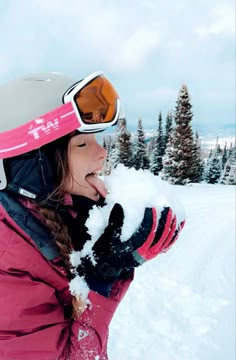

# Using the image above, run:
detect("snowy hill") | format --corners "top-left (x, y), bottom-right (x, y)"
top-left (108, 184), bottom-right (235, 360)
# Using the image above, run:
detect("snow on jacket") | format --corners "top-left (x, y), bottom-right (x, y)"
top-left (0, 191), bottom-right (133, 360)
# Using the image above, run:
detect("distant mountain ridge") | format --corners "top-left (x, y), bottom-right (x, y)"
top-left (143, 123), bottom-right (235, 150)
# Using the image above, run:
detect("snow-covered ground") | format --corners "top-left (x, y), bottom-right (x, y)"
top-left (108, 184), bottom-right (235, 360)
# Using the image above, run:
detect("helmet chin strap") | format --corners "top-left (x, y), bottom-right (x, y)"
top-left (0, 159), bottom-right (7, 190)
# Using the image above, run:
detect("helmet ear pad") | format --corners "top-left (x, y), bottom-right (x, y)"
top-left (4, 148), bottom-right (56, 201)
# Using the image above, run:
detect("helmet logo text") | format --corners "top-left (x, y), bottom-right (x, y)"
top-left (28, 119), bottom-right (59, 139)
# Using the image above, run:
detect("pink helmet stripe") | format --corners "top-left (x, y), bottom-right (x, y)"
top-left (0, 102), bottom-right (81, 159)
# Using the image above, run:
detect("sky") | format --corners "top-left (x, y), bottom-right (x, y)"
top-left (0, 0), bottom-right (235, 134)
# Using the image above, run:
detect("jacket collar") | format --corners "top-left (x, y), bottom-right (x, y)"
top-left (0, 191), bottom-right (59, 260)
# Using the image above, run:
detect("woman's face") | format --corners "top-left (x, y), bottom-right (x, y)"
top-left (63, 134), bottom-right (108, 201)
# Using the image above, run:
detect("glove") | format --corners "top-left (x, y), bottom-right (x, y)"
top-left (77, 203), bottom-right (185, 296)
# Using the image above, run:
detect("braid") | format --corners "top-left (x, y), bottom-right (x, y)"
top-left (38, 207), bottom-right (74, 274)
top-left (38, 206), bottom-right (86, 318)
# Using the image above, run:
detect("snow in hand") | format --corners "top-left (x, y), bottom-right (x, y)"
top-left (88, 165), bottom-right (185, 242)
top-left (69, 165), bottom-right (186, 299)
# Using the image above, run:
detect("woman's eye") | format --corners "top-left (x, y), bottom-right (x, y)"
top-left (77, 143), bottom-right (86, 148)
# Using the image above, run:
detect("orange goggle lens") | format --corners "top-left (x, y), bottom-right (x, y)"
top-left (74, 76), bottom-right (119, 125)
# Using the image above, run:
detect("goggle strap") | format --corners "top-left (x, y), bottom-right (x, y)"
top-left (0, 102), bottom-right (80, 159)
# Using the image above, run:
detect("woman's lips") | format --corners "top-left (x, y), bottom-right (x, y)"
top-left (85, 174), bottom-right (108, 198)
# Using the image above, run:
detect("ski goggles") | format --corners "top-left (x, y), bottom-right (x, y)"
top-left (0, 71), bottom-right (124, 159)
top-left (63, 71), bottom-right (123, 132)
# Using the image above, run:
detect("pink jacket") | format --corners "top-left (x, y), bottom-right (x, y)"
top-left (0, 193), bottom-right (133, 360)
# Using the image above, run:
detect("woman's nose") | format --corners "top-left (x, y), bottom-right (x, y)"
top-left (96, 143), bottom-right (107, 159)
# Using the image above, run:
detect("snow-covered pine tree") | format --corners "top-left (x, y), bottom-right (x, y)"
top-left (206, 155), bottom-right (223, 184)
top-left (205, 138), bottom-right (222, 184)
top-left (208, 148), bottom-right (213, 159)
top-left (222, 142), bottom-right (228, 169)
top-left (150, 112), bottom-right (165, 175)
top-left (146, 136), bottom-right (157, 159)
top-left (220, 161), bottom-right (232, 185)
top-left (191, 131), bottom-right (204, 182)
top-left (215, 137), bottom-right (223, 158)
top-left (161, 130), bottom-right (176, 182)
top-left (227, 162), bottom-right (236, 185)
top-left (108, 141), bottom-right (120, 170)
top-left (227, 142), bottom-right (234, 160)
top-left (116, 118), bottom-right (133, 168)
top-left (203, 148), bottom-right (212, 180)
top-left (102, 135), bottom-right (114, 175)
top-left (102, 137), bottom-right (107, 151)
top-left (161, 84), bottom-right (197, 184)
top-left (132, 118), bottom-right (149, 170)
top-left (104, 126), bottom-right (121, 172)
top-left (220, 142), bottom-right (236, 185)
top-left (163, 110), bottom-right (173, 152)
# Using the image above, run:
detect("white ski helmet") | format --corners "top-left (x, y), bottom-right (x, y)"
top-left (0, 72), bottom-right (76, 190)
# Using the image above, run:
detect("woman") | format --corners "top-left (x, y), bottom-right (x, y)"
top-left (0, 71), bottom-right (185, 360)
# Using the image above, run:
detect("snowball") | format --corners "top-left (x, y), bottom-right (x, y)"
top-left (87, 164), bottom-right (186, 243)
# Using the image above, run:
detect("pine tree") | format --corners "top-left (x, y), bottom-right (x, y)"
top-left (191, 131), bottom-right (204, 182)
top-left (150, 139), bottom-right (159, 175)
top-left (150, 112), bottom-right (165, 175)
top-left (109, 141), bottom-right (120, 170)
top-left (161, 84), bottom-right (197, 184)
top-left (102, 138), bottom-right (107, 151)
top-left (205, 155), bottom-right (222, 184)
top-left (161, 131), bottom-right (176, 182)
top-left (102, 135), bottom-right (114, 175)
top-left (227, 142), bottom-right (234, 159)
top-left (205, 138), bottom-right (222, 184)
top-left (222, 142), bottom-right (228, 169)
top-left (227, 165), bottom-right (236, 185)
top-left (132, 118), bottom-right (149, 170)
top-left (220, 142), bottom-right (236, 185)
top-left (116, 118), bottom-right (133, 167)
top-left (163, 110), bottom-right (173, 151)
top-left (146, 136), bottom-right (157, 159)
top-left (220, 161), bottom-right (231, 184)
top-left (215, 137), bottom-right (223, 159)
top-left (104, 127), bottom-right (121, 172)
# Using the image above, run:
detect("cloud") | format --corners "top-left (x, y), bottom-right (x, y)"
top-left (1, 0), bottom-right (234, 77)
top-left (0, 0), bottom-right (234, 128)
top-left (112, 28), bottom-right (159, 71)
top-left (198, 89), bottom-right (235, 102)
top-left (0, 54), bottom-right (10, 76)
top-left (195, 3), bottom-right (235, 38)
top-left (5, 0), bottom-right (161, 73)
top-left (136, 87), bottom-right (177, 102)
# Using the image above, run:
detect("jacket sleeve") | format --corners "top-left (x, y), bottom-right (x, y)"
top-left (0, 248), bottom-right (132, 360)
